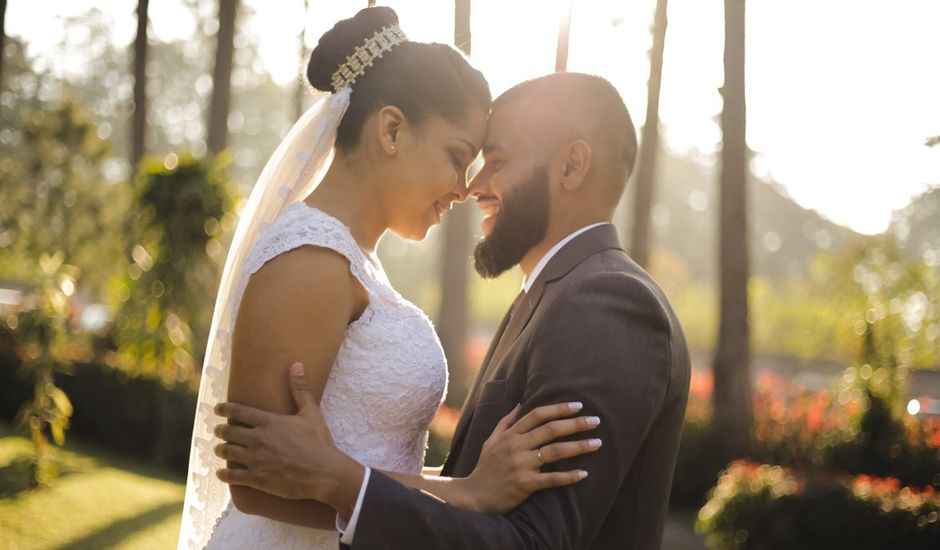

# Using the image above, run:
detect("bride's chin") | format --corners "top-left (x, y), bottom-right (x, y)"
top-left (395, 222), bottom-right (432, 242)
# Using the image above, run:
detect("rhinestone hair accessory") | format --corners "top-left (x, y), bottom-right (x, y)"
top-left (330, 24), bottom-right (408, 92)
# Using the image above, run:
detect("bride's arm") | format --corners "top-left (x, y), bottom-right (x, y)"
top-left (226, 245), bottom-right (365, 529)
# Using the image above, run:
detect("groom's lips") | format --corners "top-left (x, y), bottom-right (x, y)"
top-left (476, 197), bottom-right (500, 215)
top-left (476, 197), bottom-right (501, 233)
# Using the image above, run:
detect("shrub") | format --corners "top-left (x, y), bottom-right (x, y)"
top-left (0, 351), bottom-right (195, 473)
top-left (696, 461), bottom-right (940, 549)
top-left (671, 369), bottom-right (940, 507)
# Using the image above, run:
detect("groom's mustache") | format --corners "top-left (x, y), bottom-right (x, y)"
top-left (475, 195), bottom-right (501, 213)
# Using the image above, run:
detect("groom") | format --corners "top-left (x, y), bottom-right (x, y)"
top-left (216, 73), bottom-right (690, 549)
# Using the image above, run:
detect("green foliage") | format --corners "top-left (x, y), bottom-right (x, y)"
top-left (0, 356), bottom-right (197, 473)
top-left (672, 321), bottom-right (940, 508)
top-left (891, 184), bottom-right (940, 273)
top-left (696, 462), bottom-right (940, 549)
top-left (112, 153), bottom-right (240, 384)
top-left (0, 99), bottom-right (128, 298)
top-left (663, 235), bottom-right (940, 369)
top-left (823, 316), bottom-right (940, 489)
top-left (7, 252), bottom-right (77, 486)
top-left (824, 395), bottom-right (940, 491)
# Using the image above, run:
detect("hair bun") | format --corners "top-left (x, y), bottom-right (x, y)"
top-left (306, 7), bottom-right (400, 92)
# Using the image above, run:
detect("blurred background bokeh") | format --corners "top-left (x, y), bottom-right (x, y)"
top-left (0, 1), bottom-right (938, 548)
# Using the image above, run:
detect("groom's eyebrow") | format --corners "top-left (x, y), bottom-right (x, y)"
top-left (483, 143), bottom-right (506, 156)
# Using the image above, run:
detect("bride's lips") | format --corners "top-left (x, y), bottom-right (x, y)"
top-left (432, 200), bottom-right (451, 224)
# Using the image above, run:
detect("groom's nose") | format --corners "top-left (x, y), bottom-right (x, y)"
top-left (467, 167), bottom-right (491, 200)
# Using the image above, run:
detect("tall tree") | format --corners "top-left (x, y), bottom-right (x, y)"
top-left (438, 0), bottom-right (473, 406)
top-left (207, 0), bottom-right (238, 155)
top-left (294, 0), bottom-right (309, 121)
top-left (555, 1), bottom-right (572, 72)
top-left (629, 0), bottom-right (668, 268)
top-left (0, 0), bottom-right (7, 94)
top-left (131, 0), bottom-right (149, 169)
top-left (713, 0), bottom-right (752, 459)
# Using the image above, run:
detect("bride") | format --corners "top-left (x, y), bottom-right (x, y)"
top-left (179, 7), bottom-right (598, 549)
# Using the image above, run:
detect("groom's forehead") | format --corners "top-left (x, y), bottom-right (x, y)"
top-left (485, 100), bottom-right (544, 148)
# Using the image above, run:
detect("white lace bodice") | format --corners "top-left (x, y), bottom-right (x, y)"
top-left (206, 202), bottom-right (448, 549)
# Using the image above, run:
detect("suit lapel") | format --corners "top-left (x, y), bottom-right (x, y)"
top-left (484, 281), bottom-right (545, 371)
top-left (443, 224), bottom-right (624, 473)
top-left (474, 224), bottom-right (625, 371)
top-left (444, 291), bottom-right (522, 471)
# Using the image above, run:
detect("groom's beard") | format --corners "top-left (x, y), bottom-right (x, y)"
top-left (473, 166), bottom-right (550, 279)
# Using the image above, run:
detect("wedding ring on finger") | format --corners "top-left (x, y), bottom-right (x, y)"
top-left (535, 448), bottom-right (545, 467)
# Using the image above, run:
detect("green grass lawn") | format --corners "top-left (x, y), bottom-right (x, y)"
top-left (0, 423), bottom-right (185, 550)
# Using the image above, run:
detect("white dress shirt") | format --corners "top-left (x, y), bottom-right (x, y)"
top-left (336, 221), bottom-right (612, 543)
top-left (336, 466), bottom-right (370, 544)
top-left (523, 222), bottom-right (610, 293)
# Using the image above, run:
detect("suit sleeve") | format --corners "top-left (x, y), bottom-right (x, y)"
top-left (348, 273), bottom-right (673, 549)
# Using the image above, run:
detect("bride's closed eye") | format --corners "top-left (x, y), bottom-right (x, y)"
top-left (449, 150), bottom-right (464, 170)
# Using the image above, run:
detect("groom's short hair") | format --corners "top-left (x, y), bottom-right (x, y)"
top-left (494, 73), bottom-right (638, 200)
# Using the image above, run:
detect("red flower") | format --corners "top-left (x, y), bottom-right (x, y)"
top-left (430, 404), bottom-right (462, 439)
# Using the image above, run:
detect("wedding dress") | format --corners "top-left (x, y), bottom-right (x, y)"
top-left (202, 201), bottom-right (448, 548)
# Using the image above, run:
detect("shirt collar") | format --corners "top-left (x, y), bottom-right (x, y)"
top-left (523, 222), bottom-right (611, 293)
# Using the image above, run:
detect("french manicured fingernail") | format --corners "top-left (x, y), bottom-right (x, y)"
top-left (578, 470), bottom-right (589, 479)
top-left (291, 363), bottom-right (304, 376)
top-left (588, 438), bottom-right (602, 448)
top-left (586, 416), bottom-right (600, 426)
top-left (569, 402), bottom-right (583, 411)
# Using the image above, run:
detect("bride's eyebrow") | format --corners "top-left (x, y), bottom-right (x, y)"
top-left (454, 137), bottom-right (479, 159)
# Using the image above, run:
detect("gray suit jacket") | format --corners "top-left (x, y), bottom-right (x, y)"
top-left (350, 224), bottom-right (690, 549)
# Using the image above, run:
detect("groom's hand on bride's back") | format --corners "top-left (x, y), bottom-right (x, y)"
top-left (213, 362), bottom-right (363, 508)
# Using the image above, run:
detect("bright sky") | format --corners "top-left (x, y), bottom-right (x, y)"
top-left (7, 0), bottom-right (940, 234)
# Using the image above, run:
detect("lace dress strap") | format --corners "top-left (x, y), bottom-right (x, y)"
top-left (243, 202), bottom-right (373, 291)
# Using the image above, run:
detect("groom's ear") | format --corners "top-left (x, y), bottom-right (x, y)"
top-left (559, 140), bottom-right (592, 192)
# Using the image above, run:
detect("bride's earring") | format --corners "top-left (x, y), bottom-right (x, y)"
top-left (389, 144), bottom-right (397, 155)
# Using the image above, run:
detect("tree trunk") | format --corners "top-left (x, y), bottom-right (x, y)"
top-left (207, 0), bottom-right (238, 155)
top-left (294, 0), bottom-right (309, 121)
top-left (555, 2), bottom-right (572, 72)
top-left (454, 0), bottom-right (471, 53)
top-left (629, 0), bottom-right (668, 269)
top-left (0, 0), bottom-right (7, 95)
top-left (438, 0), bottom-right (472, 408)
top-left (713, 0), bottom-right (752, 460)
top-left (131, 0), bottom-right (149, 170)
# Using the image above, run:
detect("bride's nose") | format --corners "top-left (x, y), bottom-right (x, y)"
top-left (453, 174), bottom-right (471, 203)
